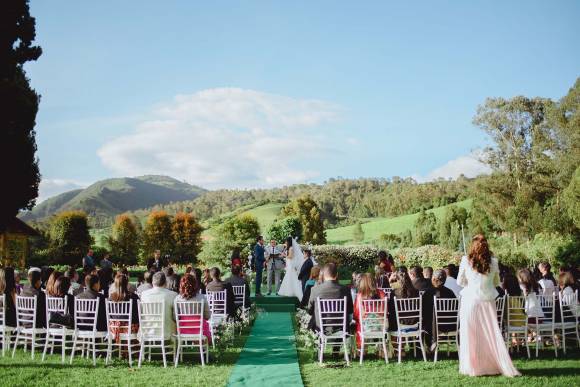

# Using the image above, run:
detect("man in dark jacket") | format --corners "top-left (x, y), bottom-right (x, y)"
top-left (75, 274), bottom-right (107, 332)
top-left (308, 263), bottom-right (353, 332)
top-left (20, 269), bottom-right (46, 328)
top-left (410, 266), bottom-right (432, 292)
top-left (226, 265), bottom-right (251, 308)
top-left (253, 236), bottom-right (266, 296)
top-left (206, 267), bottom-right (237, 317)
top-left (421, 269), bottom-right (457, 351)
top-left (298, 249), bottom-right (314, 291)
top-left (146, 250), bottom-right (167, 272)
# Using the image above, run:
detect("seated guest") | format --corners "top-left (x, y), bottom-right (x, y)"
top-left (0, 268), bottom-right (17, 327)
top-left (388, 269), bottom-right (419, 331)
top-left (20, 269), bottom-right (46, 328)
top-left (136, 270), bottom-right (154, 295)
top-left (301, 266), bottom-right (321, 308)
top-left (307, 263), bottom-right (353, 332)
top-left (559, 271), bottom-right (578, 299)
top-left (378, 250), bottom-right (395, 273)
top-left (375, 267), bottom-right (390, 289)
top-left (163, 267), bottom-right (180, 293)
top-left (424, 267), bottom-right (433, 281)
top-left (110, 268), bottom-right (137, 295)
top-left (421, 269), bottom-right (456, 350)
top-left (108, 274), bottom-right (140, 341)
top-left (226, 265), bottom-right (251, 308)
top-left (194, 268), bottom-right (206, 294)
top-left (231, 249), bottom-right (243, 268)
top-left (45, 270), bottom-right (63, 297)
top-left (65, 267), bottom-right (83, 296)
top-left (349, 272), bottom-right (363, 301)
top-left (443, 264), bottom-right (462, 297)
top-left (53, 276), bottom-right (75, 317)
top-left (353, 273), bottom-right (386, 349)
top-left (517, 268), bottom-right (544, 322)
top-left (202, 269), bottom-right (211, 287)
top-left (98, 268), bottom-right (114, 298)
top-left (537, 262), bottom-right (557, 293)
top-left (140, 272), bottom-right (177, 340)
top-left (205, 267), bottom-right (236, 317)
top-left (409, 266), bottom-right (432, 292)
top-left (175, 274), bottom-right (212, 343)
top-left (76, 274), bottom-right (107, 332)
top-left (40, 266), bottom-right (54, 290)
top-left (14, 270), bottom-right (23, 295)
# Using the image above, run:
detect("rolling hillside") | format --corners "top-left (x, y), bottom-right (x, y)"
top-left (21, 175), bottom-right (206, 223)
top-left (326, 199), bottom-right (473, 244)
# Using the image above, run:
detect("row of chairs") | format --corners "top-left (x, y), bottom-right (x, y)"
top-left (0, 285), bottom-right (249, 368)
top-left (315, 291), bottom-right (580, 366)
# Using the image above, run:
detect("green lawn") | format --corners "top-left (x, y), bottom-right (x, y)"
top-left (242, 202), bottom-right (285, 233)
top-left (326, 199), bottom-right (473, 245)
top-left (298, 346), bottom-right (580, 386)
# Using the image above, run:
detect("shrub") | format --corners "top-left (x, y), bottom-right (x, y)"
top-left (392, 245), bottom-right (462, 269)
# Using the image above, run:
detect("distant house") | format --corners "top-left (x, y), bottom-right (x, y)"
top-left (0, 218), bottom-right (39, 268)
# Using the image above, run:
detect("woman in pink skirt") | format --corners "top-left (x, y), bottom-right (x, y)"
top-left (457, 234), bottom-right (520, 377)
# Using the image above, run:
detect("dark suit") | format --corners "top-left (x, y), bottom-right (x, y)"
top-left (412, 278), bottom-right (432, 292)
top-left (146, 257), bottom-right (167, 272)
top-left (421, 285), bottom-right (457, 345)
top-left (253, 243), bottom-right (265, 294)
top-left (206, 280), bottom-right (237, 317)
top-left (298, 258), bottom-right (314, 291)
top-left (307, 281), bottom-right (353, 331)
top-left (20, 285), bottom-right (46, 328)
top-left (226, 275), bottom-right (251, 307)
top-left (76, 289), bottom-right (107, 332)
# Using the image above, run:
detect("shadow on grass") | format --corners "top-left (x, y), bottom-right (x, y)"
top-left (521, 367), bottom-right (580, 377)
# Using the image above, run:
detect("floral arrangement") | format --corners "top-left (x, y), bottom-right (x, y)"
top-left (212, 304), bottom-right (259, 361)
top-left (295, 309), bottom-right (318, 352)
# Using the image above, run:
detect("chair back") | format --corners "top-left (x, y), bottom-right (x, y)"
top-left (535, 293), bottom-right (556, 325)
top-left (106, 300), bottom-right (132, 330)
top-left (46, 296), bottom-right (67, 329)
top-left (495, 295), bottom-right (506, 330)
top-left (434, 297), bottom-right (459, 333)
top-left (378, 288), bottom-right (392, 299)
top-left (74, 298), bottom-right (99, 332)
top-left (358, 298), bottom-right (388, 335)
top-left (232, 286), bottom-right (246, 308)
top-left (506, 296), bottom-right (527, 328)
top-left (207, 290), bottom-right (227, 319)
top-left (0, 294), bottom-right (5, 327)
top-left (317, 297), bottom-right (347, 336)
top-left (16, 296), bottom-right (37, 329)
top-left (138, 301), bottom-right (164, 339)
top-left (393, 297), bottom-right (422, 331)
top-left (559, 292), bottom-right (578, 323)
top-left (174, 300), bottom-right (204, 337)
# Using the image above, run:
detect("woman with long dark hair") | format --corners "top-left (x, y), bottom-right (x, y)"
top-left (457, 234), bottom-right (519, 377)
top-left (0, 268), bottom-right (17, 327)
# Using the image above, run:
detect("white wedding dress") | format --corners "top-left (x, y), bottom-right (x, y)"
top-left (278, 238), bottom-right (304, 299)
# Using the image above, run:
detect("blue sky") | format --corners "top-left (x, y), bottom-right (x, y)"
top-left (26, 1), bottom-right (580, 200)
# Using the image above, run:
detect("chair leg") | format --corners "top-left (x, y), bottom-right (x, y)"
top-left (42, 334), bottom-right (50, 361)
top-left (138, 342), bottom-right (144, 368)
top-left (106, 338), bottom-right (112, 365)
top-left (31, 334), bottom-right (36, 360)
top-left (343, 338), bottom-right (349, 366)
top-left (419, 336), bottom-right (427, 362)
top-left (199, 341), bottom-right (205, 367)
top-left (61, 335), bottom-right (66, 364)
top-left (92, 338), bottom-right (97, 366)
top-left (161, 341), bottom-right (167, 368)
top-left (359, 337), bottom-right (364, 364)
top-left (382, 339), bottom-right (388, 364)
top-left (398, 338), bottom-right (402, 363)
top-left (128, 338), bottom-right (133, 368)
top-left (11, 331), bottom-right (19, 358)
top-left (174, 341), bottom-right (180, 368)
top-left (69, 334), bottom-right (77, 365)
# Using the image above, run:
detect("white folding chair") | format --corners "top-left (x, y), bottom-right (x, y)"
top-left (505, 296), bottom-right (530, 358)
top-left (378, 288), bottom-right (392, 300)
top-left (495, 296), bottom-right (506, 333)
top-left (529, 293), bottom-right (557, 357)
top-left (12, 295), bottom-right (45, 359)
top-left (105, 300), bottom-right (139, 367)
top-left (138, 301), bottom-right (173, 368)
top-left (558, 292), bottom-right (580, 354)
top-left (43, 296), bottom-right (73, 363)
top-left (390, 296), bottom-right (426, 363)
top-left (232, 285), bottom-right (249, 315)
top-left (70, 298), bottom-right (108, 366)
top-left (207, 290), bottom-right (227, 348)
top-left (174, 300), bottom-right (209, 367)
top-left (433, 297), bottom-right (459, 362)
top-left (0, 294), bottom-right (15, 356)
top-left (356, 298), bottom-right (388, 364)
top-left (316, 297), bottom-right (350, 365)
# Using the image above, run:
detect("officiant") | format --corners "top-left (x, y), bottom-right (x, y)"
top-left (265, 239), bottom-right (285, 295)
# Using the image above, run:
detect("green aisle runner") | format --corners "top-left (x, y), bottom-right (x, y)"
top-left (227, 312), bottom-right (303, 387)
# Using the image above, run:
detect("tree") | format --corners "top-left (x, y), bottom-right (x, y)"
top-left (142, 211), bottom-right (173, 262)
top-left (562, 166), bottom-right (580, 229)
top-left (353, 222), bottom-right (364, 243)
top-left (378, 233), bottom-right (401, 250)
top-left (0, 0), bottom-right (43, 229)
top-left (282, 195), bottom-right (326, 244)
top-left (267, 216), bottom-right (302, 243)
top-left (109, 214), bottom-right (140, 266)
top-left (171, 212), bottom-right (203, 265)
top-left (49, 211), bottom-right (92, 265)
top-left (413, 209), bottom-right (438, 246)
top-left (438, 205), bottom-right (468, 251)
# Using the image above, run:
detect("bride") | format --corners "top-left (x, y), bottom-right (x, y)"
top-left (278, 237), bottom-right (304, 299)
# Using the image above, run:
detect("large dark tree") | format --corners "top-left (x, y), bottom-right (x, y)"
top-left (0, 0), bottom-right (42, 229)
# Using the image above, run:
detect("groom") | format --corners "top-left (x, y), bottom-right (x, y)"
top-left (253, 236), bottom-right (266, 296)
top-left (265, 239), bottom-right (284, 295)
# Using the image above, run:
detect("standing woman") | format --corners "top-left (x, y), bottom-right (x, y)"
top-left (457, 234), bottom-right (519, 377)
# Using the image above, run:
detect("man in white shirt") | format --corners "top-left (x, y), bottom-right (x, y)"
top-left (140, 272), bottom-right (177, 340)
top-left (444, 264), bottom-right (462, 298)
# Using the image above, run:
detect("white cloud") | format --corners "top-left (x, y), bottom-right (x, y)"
top-left (414, 151), bottom-right (491, 182)
top-left (97, 88), bottom-right (343, 189)
top-left (38, 178), bottom-right (87, 202)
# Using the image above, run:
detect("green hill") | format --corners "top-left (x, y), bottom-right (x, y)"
top-left (202, 202), bottom-right (285, 239)
top-left (21, 175), bottom-right (206, 223)
top-left (326, 199), bottom-right (473, 244)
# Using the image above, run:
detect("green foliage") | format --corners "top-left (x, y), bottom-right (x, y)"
top-left (49, 211), bottom-right (92, 265)
top-left (438, 205), bottom-right (468, 251)
top-left (171, 212), bottom-right (204, 265)
top-left (376, 233), bottom-right (401, 250)
top-left (283, 195), bottom-right (326, 244)
top-left (352, 222), bottom-right (364, 243)
top-left (142, 211), bottom-right (173, 262)
top-left (313, 245), bottom-right (379, 273)
top-left (394, 245), bottom-right (461, 269)
top-left (562, 166), bottom-right (580, 229)
top-left (413, 209), bottom-right (438, 246)
top-left (0, 0), bottom-right (42, 228)
top-left (108, 213), bottom-right (140, 266)
top-left (267, 216), bottom-right (302, 242)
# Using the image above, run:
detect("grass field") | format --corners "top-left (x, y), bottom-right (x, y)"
top-left (326, 199), bottom-right (473, 245)
top-left (242, 202), bottom-right (285, 233)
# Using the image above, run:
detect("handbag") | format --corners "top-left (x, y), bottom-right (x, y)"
top-left (49, 311), bottom-right (74, 329)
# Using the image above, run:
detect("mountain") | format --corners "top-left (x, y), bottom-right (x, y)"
top-left (21, 175), bottom-right (206, 223)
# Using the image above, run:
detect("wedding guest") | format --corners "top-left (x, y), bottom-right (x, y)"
top-left (298, 249), bottom-right (314, 291)
top-left (0, 268), bottom-right (17, 327)
top-left (206, 267), bottom-right (236, 317)
top-left (146, 250), bottom-right (166, 272)
top-left (231, 249), bottom-right (243, 268)
top-left (110, 267), bottom-right (137, 295)
top-left (136, 270), bottom-right (154, 295)
top-left (353, 273), bottom-right (386, 350)
top-left (100, 253), bottom-right (113, 270)
top-left (226, 265), bottom-right (251, 308)
top-left (82, 249), bottom-right (96, 271)
top-left (307, 263), bottom-right (353, 332)
top-left (194, 268), bottom-right (205, 294)
top-left (164, 267), bottom-right (180, 293)
top-left (409, 266), bottom-right (432, 292)
top-left (422, 269), bottom-right (457, 350)
top-left (20, 270), bottom-right (46, 328)
top-left (45, 270), bottom-right (63, 297)
top-left (444, 264), bottom-right (462, 297)
top-left (375, 267), bottom-right (390, 289)
top-left (349, 272), bottom-right (363, 301)
top-left (108, 274), bottom-right (140, 339)
top-left (301, 266), bottom-right (321, 308)
top-left (76, 274), bottom-right (107, 332)
top-left (175, 274), bottom-right (212, 343)
top-left (388, 269), bottom-right (419, 331)
top-left (65, 267), bottom-right (83, 296)
top-left (53, 276), bottom-right (75, 317)
top-left (13, 270), bottom-right (23, 295)
top-left (516, 269), bottom-right (543, 323)
top-left (40, 266), bottom-right (54, 290)
top-left (559, 271), bottom-right (578, 298)
top-left (537, 262), bottom-right (557, 294)
top-left (424, 267), bottom-right (433, 281)
top-left (140, 272), bottom-right (177, 340)
top-left (378, 251), bottom-right (394, 273)
top-left (98, 268), bottom-right (114, 298)
top-left (202, 269), bottom-right (211, 287)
